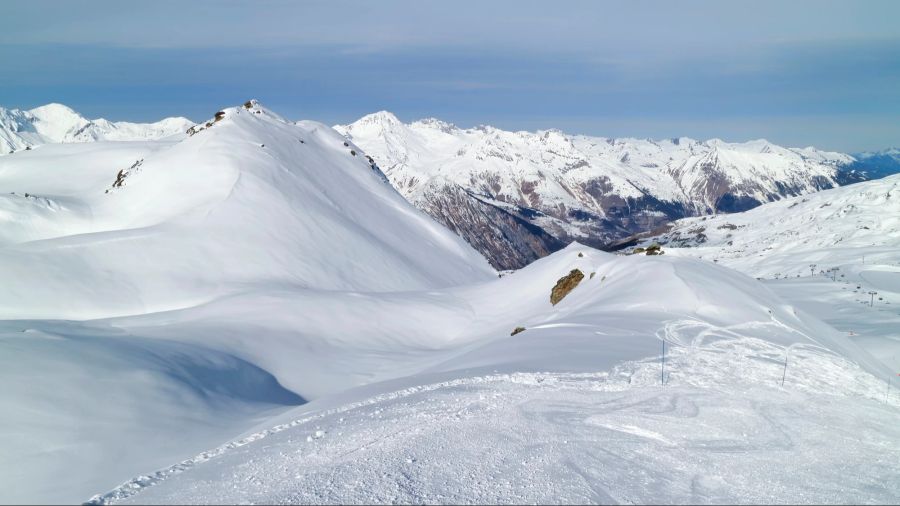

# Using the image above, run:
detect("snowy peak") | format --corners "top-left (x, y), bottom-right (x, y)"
top-left (340, 110), bottom-right (403, 136)
top-left (27, 103), bottom-right (87, 140)
top-left (0, 103), bottom-right (194, 154)
top-left (411, 117), bottom-right (458, 133)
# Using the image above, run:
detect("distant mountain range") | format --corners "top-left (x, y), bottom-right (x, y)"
top-left (0, 103), bottom-right (193, 153)
top-left (337, 112), bottom-right (900, 269)
top-left (630, 171), bottom-right (900, 278)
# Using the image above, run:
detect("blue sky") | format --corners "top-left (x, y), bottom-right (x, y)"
top-left (1, 0), bottom-right (898, 152)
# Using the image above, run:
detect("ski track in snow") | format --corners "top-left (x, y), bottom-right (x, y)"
top-left (91, 321), bottom-right (900, 504)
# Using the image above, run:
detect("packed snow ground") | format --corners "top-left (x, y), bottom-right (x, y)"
top-left (96, 372), bottom-right (900, 505)
top-left (1, 102), bottom-right (898, 504)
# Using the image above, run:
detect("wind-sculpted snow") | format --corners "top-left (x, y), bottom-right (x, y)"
top-left (335, 112), bottom-right (866, 268)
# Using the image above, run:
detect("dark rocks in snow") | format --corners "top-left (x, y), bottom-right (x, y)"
top-left (645, 243), bottom-right (663, 255)
top-left (108, 159), bottom-right (144, 191)
top-left (510, 326), bottom-right (526, 336)
top-left (112, 169), bottom-right (126, 188)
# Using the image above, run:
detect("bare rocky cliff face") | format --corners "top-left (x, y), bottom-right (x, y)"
top-left (335, 113), bottom-right (893, 269)
top-left (414, 183), bottom-right (565, 271)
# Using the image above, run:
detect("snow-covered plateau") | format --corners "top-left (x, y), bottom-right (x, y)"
top-left (0, 102), bottom-right (897, 504)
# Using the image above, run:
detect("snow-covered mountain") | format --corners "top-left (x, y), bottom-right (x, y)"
top-left (0, 100), bottom-right (491, 320)
top-left (335, 113), bottom-right (880, 269)
top-left (2, 101), bottom-right (898, 504)
top-left (0, 100), bottom-right (496, 502)
top-left (0, 103), bottom-right (193, 153)
top-left (849, 147), bottom-right (900, 180)
top-left (4, 104), bottom-right (893, 272)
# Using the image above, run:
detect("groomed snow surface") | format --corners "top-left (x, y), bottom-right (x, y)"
top-left (0, 102), bottom-right (898, 504)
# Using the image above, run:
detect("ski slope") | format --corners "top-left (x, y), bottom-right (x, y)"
top-left (96, 374), bottom-right (900, 505)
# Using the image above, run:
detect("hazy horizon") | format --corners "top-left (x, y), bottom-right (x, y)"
top-left (2, 0), bottom-right (898, 152)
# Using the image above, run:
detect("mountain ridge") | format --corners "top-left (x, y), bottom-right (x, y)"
top-left (336, 111), bottom-right (891, 269)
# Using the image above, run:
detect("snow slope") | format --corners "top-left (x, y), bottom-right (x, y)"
top-left (0, 103), bottom-right (193, 154)
top-left (0, 100), bottom-right (496, 503)
top-left (636, 173), bottom-right (900, 372)
top-left (0, 100), bottom-right (493, 320)
top-left (335, 113), bottom-right (862, 268)
top-left (89, 245), bottom-right (899, 505)
top-left (99, 375), bottom-right (900, 504)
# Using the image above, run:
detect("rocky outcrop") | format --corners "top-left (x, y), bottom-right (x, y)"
top-left (550, 269), bottom-right (584, 305)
